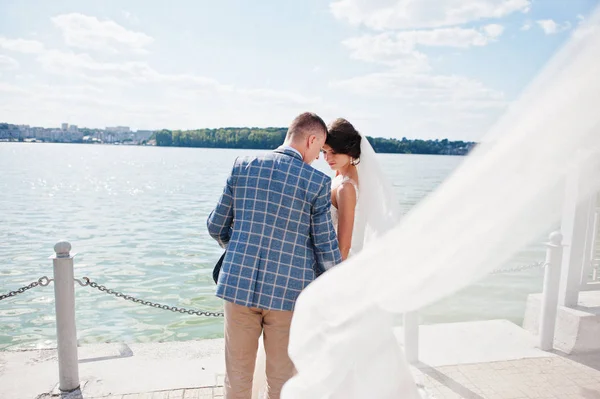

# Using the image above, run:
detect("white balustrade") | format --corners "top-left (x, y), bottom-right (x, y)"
top-left (539, 231), bottom-right (563, 351)
top-left (51, 241), bottom-right (80, 392)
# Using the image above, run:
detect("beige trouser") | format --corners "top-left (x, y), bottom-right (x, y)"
top-left (224, 301), bottom-right (296, 399)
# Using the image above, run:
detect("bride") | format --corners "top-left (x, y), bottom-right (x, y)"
top-left (253, 118), bottom-right (423, 398)
top-left (321, 118), bottom-right (362, 260)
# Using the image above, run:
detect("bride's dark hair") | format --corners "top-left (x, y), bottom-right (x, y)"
top-left (325, 118), bottom-right (362, 160)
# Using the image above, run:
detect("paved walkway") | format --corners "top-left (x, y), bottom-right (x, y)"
top-left (413, 354), bottom-right (600, 399)
top-left (73, 387), bottom-right (224, 398)
top-left (62, 353), bottom-right (600, 399)
top-left (74, 354), bottom-right (600, 399)
top-left (88, 387), bottom-right (224, 398)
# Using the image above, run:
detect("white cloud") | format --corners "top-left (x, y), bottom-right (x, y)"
top-left (2, 83), bottom-right (176, 128)
top-left (330, 71), bottom-right (506, 139)
top-left (51, 13), bottom-right (154, 53)
top-left (330, 0), bottom-right (530, 30)
top-left (237, 88), bottom-right (322, 107)
top-left (521, 20), bottom-right (532, 31)
top-left (331, 71), bottom-right (504, 105)
top-left (397, 25), bottom-right (504, 47)
top-left (121, 10), bottom-right (140, 25)
top-left (536, 19), bottom-right (571, 35)
top-left (572, 14), bottom-right (599, 40)
top-left (0, 82), bottom-right (28, 95)
top-left (482, 24), bottom-right (505, 38)
top-left (0, 35), bottom-right (328, 130)
top-left (30, 47), bottom-right (328, 111)
top-left (343, 25), bottom-right (503, 70)
top-left (38, 50), bottom-right (147, 77)
top-left (342, 34), bottom-right (431, 71)
top-left (3, 78), bottom-right (330, 130)
top-left (328, 1), bottom-right (515, 137)
top-left (0, 37), bottom-right (45, 54)
top-left (0, 54), bottom-right (19, 70)
top-left (33, 49), bottom-right (234, 95)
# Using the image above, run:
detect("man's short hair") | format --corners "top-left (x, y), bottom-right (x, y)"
top-left (287, 112), bottom-right (327, 140)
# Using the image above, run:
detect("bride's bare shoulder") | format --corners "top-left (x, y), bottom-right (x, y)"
top-left (347, 166), bottom-right (359, 187)
top-left (337, 179), bottom-right (357, 205)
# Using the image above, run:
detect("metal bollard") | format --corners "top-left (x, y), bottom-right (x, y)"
top-left (403, 311), bottom-right (419, 364)
top-left (51, 241), bottom-right (80, 391)
top-left (539, 231), bottom-right (563, 351)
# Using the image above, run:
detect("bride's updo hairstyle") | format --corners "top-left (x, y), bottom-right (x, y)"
top-left (326, 118), bottom-right (362, 163)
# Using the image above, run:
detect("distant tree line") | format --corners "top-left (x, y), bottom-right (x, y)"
top-left (152, 128), bottom-right (475, 155)
top-left (154, 128), bottom-right (287, 150)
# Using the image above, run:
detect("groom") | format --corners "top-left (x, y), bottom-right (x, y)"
top-left (207, 112), bottom-right (342, 398)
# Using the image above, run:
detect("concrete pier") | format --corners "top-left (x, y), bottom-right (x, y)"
top-left (2, 320), bottom-right (600, 399)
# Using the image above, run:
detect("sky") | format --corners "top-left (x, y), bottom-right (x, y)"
top-left (0, 0), bottom-right (598, 141)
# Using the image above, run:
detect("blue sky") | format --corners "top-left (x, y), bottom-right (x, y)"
top-left (0, 0), bottom-right (598, 140)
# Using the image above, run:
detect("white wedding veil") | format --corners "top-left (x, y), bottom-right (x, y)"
top-left (351, 134), bottom-right (402, 253)
top-left (282, 8), bottom-right (600, 399)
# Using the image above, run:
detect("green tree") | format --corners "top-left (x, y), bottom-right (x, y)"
top-left (155, 129), bottom-right (173, 146)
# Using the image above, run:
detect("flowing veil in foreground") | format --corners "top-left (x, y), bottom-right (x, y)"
top-left (282, 8), bottom-right (600, 399)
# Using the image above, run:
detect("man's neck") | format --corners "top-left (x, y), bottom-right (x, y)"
top-left (282, 141), bottom-right (304, 160)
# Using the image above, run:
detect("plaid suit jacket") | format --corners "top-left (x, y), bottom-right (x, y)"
top-left (207, 146), bottom-right (342, 311)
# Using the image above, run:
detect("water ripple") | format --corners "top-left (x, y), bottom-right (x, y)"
top-left (0, 144), bottom-right (544, 350)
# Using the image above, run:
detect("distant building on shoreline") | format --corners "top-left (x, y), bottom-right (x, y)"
top-left (0, 123), bottom-right (155, 145)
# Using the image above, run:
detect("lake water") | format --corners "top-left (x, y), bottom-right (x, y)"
top-left (0, 143), bottom-right (545, 350)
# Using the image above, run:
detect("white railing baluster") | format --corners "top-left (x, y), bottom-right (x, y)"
top-left (51, 241), bottom-right (80, 392)
top-left (539, 232), bottom-right (563, 351)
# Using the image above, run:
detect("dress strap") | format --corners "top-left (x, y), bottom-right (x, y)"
top-left (339, 176), bottom-right (359, 200)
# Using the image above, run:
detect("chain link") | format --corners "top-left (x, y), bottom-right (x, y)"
top-left (74, 278), bottom-right (88, 287)
top-left (490, 261), bottom-right (547, 275)
top-left (2, 263), bottom-right (544, 309)
top-left (0, 276), bottom-right (53, 301)
top-left (80, 277), bottom-right (224, 317)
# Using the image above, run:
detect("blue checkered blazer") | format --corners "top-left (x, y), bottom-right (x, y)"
top-left (207, 146), bottom-right (342, 311)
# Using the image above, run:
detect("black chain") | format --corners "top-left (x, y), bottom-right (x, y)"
top-left (79, 277), bottom-right (224, 317)
top-left (0, 276), bottom-right (53, 301)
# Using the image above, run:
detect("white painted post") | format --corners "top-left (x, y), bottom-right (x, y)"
top-left (403, 311), bottom-right (419, 363)
top-left (51, 241), bottom-right (80, 391)
top-left (581, 203), bottom-right (598, 287)
top-left (539, 231), bottom-right (564, 351)
top-left (559, 164), bottom-right (595, 306)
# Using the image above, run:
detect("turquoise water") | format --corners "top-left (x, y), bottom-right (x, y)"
top-left (0, 143), bottom-right (544, 350)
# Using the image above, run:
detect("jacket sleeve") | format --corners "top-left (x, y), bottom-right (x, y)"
top-left (207, 158), bottom-right (237, 248)
top-left (310, 178), bottom-right (342, 273)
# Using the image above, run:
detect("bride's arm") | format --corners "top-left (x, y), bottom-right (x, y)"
top-left (335, 183), bottom-right (357, 261)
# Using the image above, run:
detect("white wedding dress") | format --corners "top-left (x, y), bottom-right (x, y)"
top-left (253, 137), bottom-right (424, 399)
